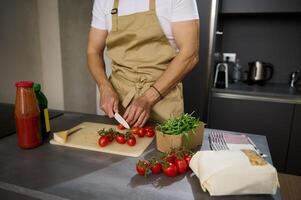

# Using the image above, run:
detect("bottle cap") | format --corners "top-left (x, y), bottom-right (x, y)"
top-left (33, 83), bottom-right (41, 92)
top-left (15, 81), bottom-right (34, 88)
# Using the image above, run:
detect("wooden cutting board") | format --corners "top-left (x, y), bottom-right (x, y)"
top-left (50, 122), bottom-right (154, 157)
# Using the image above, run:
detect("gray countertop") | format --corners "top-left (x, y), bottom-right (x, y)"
top-left (0, 112), bottom-right (280, 200)
top-left (212, 82), bottom-right (301, 104)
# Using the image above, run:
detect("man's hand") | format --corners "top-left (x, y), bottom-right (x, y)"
top-left (123, 86), bottom-right (160, 127)
top-left (123, 96), bottom-right (151, 128)
top-left (100, 84), bottom-right (119, 118)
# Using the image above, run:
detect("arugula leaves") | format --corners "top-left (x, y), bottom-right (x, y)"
top-left (157, 113), bottom-right (200, 137)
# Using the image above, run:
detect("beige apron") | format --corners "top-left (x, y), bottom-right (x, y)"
top-left (106, 0), bottom-right (184, 122)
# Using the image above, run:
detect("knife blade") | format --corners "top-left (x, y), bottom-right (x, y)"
top-left (114, 112), bottom-right (130, 129)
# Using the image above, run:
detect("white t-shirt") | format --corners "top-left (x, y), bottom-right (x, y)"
top-left (91, 0), bottom-right (199, 49)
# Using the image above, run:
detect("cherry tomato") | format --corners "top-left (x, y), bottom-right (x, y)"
top-left (136, 160), bottom-right (150, 176)
top-left (118, 124), bottom-right (126, 130)
top-left (144, 127), bottom-right (153, 132)
top-left (137, 128), bottom-right (146, 138)
top-left (115, 134), bottom-right (126, 144)
top-left (127, 135), bottom-right (136, 146)
top-left (98, 135), bottom-right (110, 147)
top-left (107, 132), bottom-right (114, 142)
top-left (163, 162), bottom-right (178, 177)
top-left (130, 127), bottom-right (139, 135)
top-left (175, 158), bottom-right (188, 174)
top-left (150, 162), bottom-right (162, 174)
top-left (145, 128), bottom-right (155, 137)
top-left (165, 154), bottom-right (176, 165)
top-left (184, 155), bottom-right (192, 167)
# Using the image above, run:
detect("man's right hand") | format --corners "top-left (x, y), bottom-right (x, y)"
top-left (99, 84), bottom-right (119, 118)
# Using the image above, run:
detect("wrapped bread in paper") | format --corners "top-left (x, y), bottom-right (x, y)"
top-left (190, 150), bottom-right (279, 196)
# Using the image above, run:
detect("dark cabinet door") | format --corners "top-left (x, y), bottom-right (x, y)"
top-left (0, 103), bottom-right (15, 138)
top-left (286, 105), bottom-right (301, 175)
top-left (221, 0), bottom-right (301, 14)
top-left (209, 97), bottom-right (294, 172)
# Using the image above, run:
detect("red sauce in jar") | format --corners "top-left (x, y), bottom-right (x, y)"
top-left (15, 81), bottom-right (42, 149)
top-left (15, 116), bottom-right (41, 148)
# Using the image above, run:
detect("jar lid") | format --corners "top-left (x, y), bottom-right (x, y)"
top-left (15, 81), bottom-right (34, 88)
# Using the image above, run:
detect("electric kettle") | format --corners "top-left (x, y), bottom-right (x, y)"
top-left (247, 61), bottom-right (274, 85)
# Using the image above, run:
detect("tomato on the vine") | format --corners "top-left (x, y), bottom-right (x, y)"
top-left (148, 158), bottom-right (162, 174)
top-left (184, 155), bottom-right (192, 167)
top-left (145, 128), bottom-right (155, 137)
top-left (162, 162), bottom-right (178, 177)
top-left (165, 153), bottom-right (176, 165)
top-left (130, 127), bottom-right (139, 135)
top-left (137, 128), bottom-right (146, 137)
top-left (98, 135), bottom-right (110, 147)
top-left (175, 158), bottom-right (188, 174)
top-left (117, 124), bottom-right (126, 130)
top-left (127, 135), bottom-right (136, 146)
top-left (115, 134), bottom-right (126, 144)
top-left (107, 132), bottom-right (114, 142)
top-left (144, 127), bottom-right (154, 132)
top-left (136, 160), bottom-right (150, 176)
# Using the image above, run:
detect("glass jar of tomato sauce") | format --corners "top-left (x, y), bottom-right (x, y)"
top-left (15, 81), bottom-right (42, 149)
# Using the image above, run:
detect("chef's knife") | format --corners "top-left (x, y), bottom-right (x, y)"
top-left (114, 112), bottom-right (130, 129)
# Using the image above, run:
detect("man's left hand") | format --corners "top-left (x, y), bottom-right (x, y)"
top-left (123, 95), bottom-right (151, 128)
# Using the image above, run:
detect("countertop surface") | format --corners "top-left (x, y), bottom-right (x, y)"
top-left (0, 112), bottom-right (280, 200)
top-left (212, 82), bottom-right (301, 104)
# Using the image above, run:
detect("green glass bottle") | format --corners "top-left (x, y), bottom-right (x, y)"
top-left (33, 83), bottom-right (51, 140)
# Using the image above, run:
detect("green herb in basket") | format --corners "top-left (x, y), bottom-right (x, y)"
top-left (157, 113), bottom-right (200, 142)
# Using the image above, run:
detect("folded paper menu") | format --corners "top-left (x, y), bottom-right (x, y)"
top-left (190, 150), bottom-right (279, 196)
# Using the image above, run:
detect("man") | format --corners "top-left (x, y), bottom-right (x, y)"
top-left (87, 0), bottom-right (199, 127)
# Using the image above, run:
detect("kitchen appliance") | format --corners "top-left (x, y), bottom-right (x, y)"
top-left (214, 63), bottom-right (229, 88)
top-left (246, 61), bottom-right (274, 85)
top-left (50, 122), bottom-right (154, 157)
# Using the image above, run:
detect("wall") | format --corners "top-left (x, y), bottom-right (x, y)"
top-left (58, 0), bottom-right (96, 114)
top-left (37, 0), bottom-right (64, 110)
top-left (0, 0), bottom-right (97, 113)
top-left (0, 0), bottom-right (212, 116)
top-left (0, 0), bottom-right (42, 103)
top-left (221, 14), bottom-right (301, 84)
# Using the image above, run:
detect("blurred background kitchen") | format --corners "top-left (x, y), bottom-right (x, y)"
top-left (1, 0), bottom-right (301, 175)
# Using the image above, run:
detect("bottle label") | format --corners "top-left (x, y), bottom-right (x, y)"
top-left (44, 108), bottom-right (51, 132)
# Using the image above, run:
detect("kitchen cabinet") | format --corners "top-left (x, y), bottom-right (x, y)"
top-left (286, 105), bottom-right (301, 175)
top-left (221, 0), bottom-right (301, 14)
top-left (208, 96), bottom-right (294, 172)
top-left (0, 103), bottom-right (15, 138)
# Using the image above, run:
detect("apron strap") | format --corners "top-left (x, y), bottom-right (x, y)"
top-left (111, 0), bottom-right (119, 31)
top-left (149, 0), bottom-right (156, 11)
